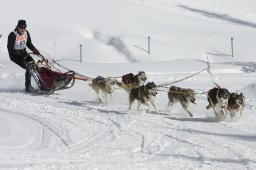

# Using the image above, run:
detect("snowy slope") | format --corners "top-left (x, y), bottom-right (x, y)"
top-left (1, 0), bottom-right (256, 169)
top-left (1, 0), bottom-right (256, 62)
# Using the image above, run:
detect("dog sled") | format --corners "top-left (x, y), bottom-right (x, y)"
top-left (27, 55), bottom-right (75, 94)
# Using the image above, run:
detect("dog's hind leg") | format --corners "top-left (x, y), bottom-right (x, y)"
top-left (168, 97), bottom-right (177, 113)
top-left (97, 89), bottom-right (103, 103)
top-left (168, 102), bottom-right (175, 114)
top-left (128, 103), bottom-right (132, 110)
top-left (128, 95), bottom-right (135, 110)
top-left (101, 90), bottom-right (108, 104)
top-left (103, 92), bottom-right (108, 104)
top-left (101, 93), bottom-right (107, 104)
top-left (208, 98), bottom-right (218, 116)
top-left (168, 96), bottom-right (176, 107)
top-left (206, 97), bottom-right (212, 109)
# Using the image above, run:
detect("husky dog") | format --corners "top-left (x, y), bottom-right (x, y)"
top-left (116, 71), bottom-right (147, 91)
top-left (89, 76), bottom-right (116, 104)
top-left (129, 81), bottom-right (159, 113)
top-left (206, 87), bottom-right (230, 116)
top-left (35, 59), bottom-right (51, 70)
top-left (168, 86), bottom-right (196, 117)
top-left (228, 92), bottom-right (245, 119)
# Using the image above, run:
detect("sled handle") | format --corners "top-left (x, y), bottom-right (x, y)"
top-left (38, 54), bottom-right (46, 61)
top-left (28, 52), bottom-right (46, 61)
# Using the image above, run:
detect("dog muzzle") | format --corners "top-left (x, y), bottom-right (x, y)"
top-left (151, 92), bottom-right (157, 96)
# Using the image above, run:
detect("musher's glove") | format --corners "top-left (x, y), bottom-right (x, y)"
top-left (33, 48), bottom-right (40, 55)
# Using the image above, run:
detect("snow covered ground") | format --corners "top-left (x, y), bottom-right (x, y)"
top-left (1, 0), bottom-right (256, 169)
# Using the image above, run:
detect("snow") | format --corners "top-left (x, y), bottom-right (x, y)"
top-left (1, 0), bottom-right (256, 169)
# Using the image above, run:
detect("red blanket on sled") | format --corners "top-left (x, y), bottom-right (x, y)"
top-left (38, 67), bottom-right (65, 90)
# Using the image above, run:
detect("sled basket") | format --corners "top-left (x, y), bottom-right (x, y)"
top-left (27, 58), bottom-right (75, 94)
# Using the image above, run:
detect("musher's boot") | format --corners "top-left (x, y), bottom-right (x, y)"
top-left (25, 70), bottom-right (34, 92)
top-left (25, 84), bottom-right (34, 92)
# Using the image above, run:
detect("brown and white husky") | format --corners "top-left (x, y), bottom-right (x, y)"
top-left (168, 86), bottom-right (196, 117)
top-left (116, 71), bottom-right (147, 91)
top-left (228, 92), bottom-right (245, 119)
top-left (89, 76), bottom-right (117, 104)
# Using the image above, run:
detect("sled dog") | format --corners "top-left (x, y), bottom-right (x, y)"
top-left (89, 76), bottom-right (116, 104)
top-left (206, 87), bottom-right (230, 116)
top-left (228, 92), bottom-right (245, 119)
top-left (35, 59), bottom-right (51, 70)
top-left (167, 86), bottom-right (196, 117)
top-left (116, 71), bottom-right (147, 91)
top-left (129, 81), bottom-right (159, 113)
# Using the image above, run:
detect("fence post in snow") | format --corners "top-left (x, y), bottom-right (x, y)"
top-left (79, 44), bottom-right (83, 62)
top-left (231, 37), bottom-right (234, 57)
top-left (148, 36), bottom-right (151, 54)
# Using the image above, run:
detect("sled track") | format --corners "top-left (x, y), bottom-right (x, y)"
top-left (65, 124), bottom-right (114, 154)
top-left (0, 108), bottom-right (69, 148)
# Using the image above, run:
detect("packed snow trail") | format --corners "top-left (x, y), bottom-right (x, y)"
top-left (1, 66), bottom-right (256, 169)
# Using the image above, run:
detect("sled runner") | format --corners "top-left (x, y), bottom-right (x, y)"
top-left (27, 55), bottom-right (75, 94)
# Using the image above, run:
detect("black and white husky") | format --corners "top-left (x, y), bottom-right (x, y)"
top-left (206, 87), bottom-right (230, 117)
top-left (168, 86), bottom-right (196, 117)
top-left (228, 92), bottom-right (245, 119)
top-left (129, 82), bottom-right (159, 113)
